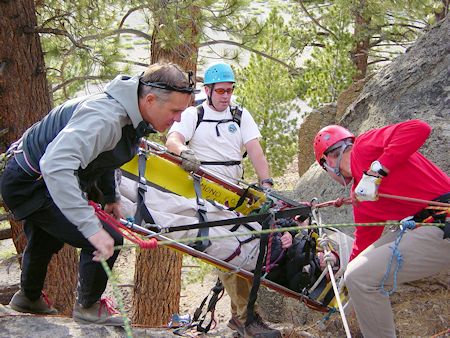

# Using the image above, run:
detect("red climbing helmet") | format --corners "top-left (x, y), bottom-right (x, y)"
top-left (313, 125), bottom-right (355, 164)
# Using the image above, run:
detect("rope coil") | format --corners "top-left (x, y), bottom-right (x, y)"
top-left (380, 219), bottom-right (417, 296)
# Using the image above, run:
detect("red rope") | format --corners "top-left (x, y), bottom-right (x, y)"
top-left (310, 193), bottom-right (450, 210)
top-left (41, 291), bottom-right (54, 308)
top-left (311, 197), bottom-right (352, 209)
top-left (378, 193), bottom-right (450, 208)
top-left (265, 226), bottom-right (274, 274)
top-left (89, 201), bottom-right (158, 250)
top-left (99, 297), bottom-right (119, 316)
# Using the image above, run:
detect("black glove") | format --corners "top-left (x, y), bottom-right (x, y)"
top-left (180, 149), bottom-right (201, 172)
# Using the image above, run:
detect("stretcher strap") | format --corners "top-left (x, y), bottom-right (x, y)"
top-left (159, 204), bottom-right (311, 233)
top-left (134, 150), bottom-right (155, 225)
top-left (245, 213), bottom-right (274, 326)
top-left (192, 174), bottom-right (211, 251)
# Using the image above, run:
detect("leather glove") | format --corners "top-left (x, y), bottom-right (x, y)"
top-left (354, 172), bottom-right (382, 201)
top-left (180, 149), bottom-right (201, 172)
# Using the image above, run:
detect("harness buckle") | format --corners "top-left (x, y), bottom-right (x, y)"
top-left (138, 176), bottom-right (147, 191)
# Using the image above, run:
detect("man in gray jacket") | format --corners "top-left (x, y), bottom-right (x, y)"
top-left (1, 62), bottom-right (193, 325)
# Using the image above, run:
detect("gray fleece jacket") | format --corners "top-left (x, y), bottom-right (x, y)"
top-left (27, 74), bottom-right (149, 238)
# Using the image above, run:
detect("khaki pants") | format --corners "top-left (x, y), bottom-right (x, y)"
top-left (344, 226), bottom-right (450, 338)
top-left (218, 271), bottom-right (256, 322)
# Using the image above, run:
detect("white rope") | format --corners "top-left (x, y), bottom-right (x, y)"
top-left (312, 207), bottom-right (352, 338)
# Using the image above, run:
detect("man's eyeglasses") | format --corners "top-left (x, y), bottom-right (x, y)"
top-left (214, 87), bottom-right (234, 95)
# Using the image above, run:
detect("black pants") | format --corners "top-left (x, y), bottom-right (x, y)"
top-left (1, 157), bottom-right (123, 307)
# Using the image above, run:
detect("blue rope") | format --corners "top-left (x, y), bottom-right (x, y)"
top-left (380, 220), bottom-right (416, 296)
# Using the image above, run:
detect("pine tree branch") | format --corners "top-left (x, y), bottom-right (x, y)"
top-left (378, 22), bottom-right (424, 30)
top-left (28, 27), bottom-right (152, 51)
top-left (295, 0), bottom-right (338, 40)
top-left (367, 57), bottom-right (390, 66)
top-left (76, 28), bottom-right (152, 45)
top-left (199, 40), bottom-right (302, 75)
top-left (118, 5), bottom-right (148, 29)
top-left (51, 75), bottom-right (114, 93)
top-left (116, 59), bottom-right (150, 68)
top-left (23, 27), bottom-right (87, 49)
top-left (40, 13), bottom-right (72, 28)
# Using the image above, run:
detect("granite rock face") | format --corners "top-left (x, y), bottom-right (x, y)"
top-left (261, 17), bottom-right (450, 329)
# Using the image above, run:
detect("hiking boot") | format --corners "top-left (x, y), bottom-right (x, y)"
top-left (244, 314), bottom-right (281, 338)
top-left (73, 298), bottom-right (125, 326)
top-left (227, 315), bottom-right (245, 336)
top-left (9, 290), bottom-right (58, 315)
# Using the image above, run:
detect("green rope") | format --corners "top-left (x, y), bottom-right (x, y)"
top-left (116, 221), bottom-right (443, 251)
top-left (100, 260), bottom-right (133, 338)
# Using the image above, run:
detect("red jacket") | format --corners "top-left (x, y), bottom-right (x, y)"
top-left (349, 119), bottom-right (450, 260)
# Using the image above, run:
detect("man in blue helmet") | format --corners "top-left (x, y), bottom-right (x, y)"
top-left (166, 62), bottom-right (283, 337)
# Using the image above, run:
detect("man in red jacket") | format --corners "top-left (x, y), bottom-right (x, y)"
top-left (313, 119), bottom-right (450, 338)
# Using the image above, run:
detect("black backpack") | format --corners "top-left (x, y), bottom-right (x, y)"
top-left (195, 104), bottom-right (243, 134)
top-left (193, 105), bottom-right (246, 166)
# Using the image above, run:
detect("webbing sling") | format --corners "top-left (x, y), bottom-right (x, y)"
top-left (245, 213), bottom-right (274, 325)
top-left (134, 150), bottom-right (155, 225)
top-left (156, 204), bottom-right (311, 233)
top-left (190, 278), bottom-right (224, 333)
top-left (191, 174), bottom-right (211, 251)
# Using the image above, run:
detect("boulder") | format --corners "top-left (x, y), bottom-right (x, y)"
top-left (297, 104), bottom-right (336, 177)
top-left (294, 16), bottom-right (450, 217)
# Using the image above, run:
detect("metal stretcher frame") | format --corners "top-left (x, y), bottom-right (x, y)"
top-left (119, 141), bottom-right (348, 313)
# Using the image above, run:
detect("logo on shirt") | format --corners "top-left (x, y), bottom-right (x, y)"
top-left (228, 124), bottom-right (238, 134)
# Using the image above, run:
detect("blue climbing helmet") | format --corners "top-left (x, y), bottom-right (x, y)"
top-left (204, 63), bottom-right (235, 85)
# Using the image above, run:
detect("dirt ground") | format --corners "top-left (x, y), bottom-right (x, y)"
top-left (1, 226), bottom-right (449, 337)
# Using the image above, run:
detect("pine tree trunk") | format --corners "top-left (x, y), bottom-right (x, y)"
top-left (131, 4), bottom-right (200, 327)
top-left (351, 1), bottom-right (370, 81)
top-left (131, 247), bottom-right (182, 325)
top-left (0, 0), bottom-right (78, 316)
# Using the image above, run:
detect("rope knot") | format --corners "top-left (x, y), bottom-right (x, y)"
top-left (333, 197), bottom-right (345, 208)
top-left (400, 219), bottom-right (416, 231)
top-left (317, 233), bottom-right (330, 249)
top-left (139, 238), bottom-right (158, 249)
top-left (99, 297), bottom-right (119, 316)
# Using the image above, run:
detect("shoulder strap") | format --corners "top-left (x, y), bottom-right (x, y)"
top-left (230, 106), bottom-right (243, 127)
top-left (195, 105), bottom-right (205, 131)
top-left (230, 106), bottom-right (246, 159)
top-left (195, 105), bottom-right (243, 131)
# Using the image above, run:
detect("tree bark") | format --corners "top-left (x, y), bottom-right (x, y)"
top-left (131, 247), bottom-right (183, 325)
top-left (131, 4), bottom-right (200, 327)
top-left (0, 0), bottom-right (78, 316)
top-left (351, 0), bottom-right (370, 81)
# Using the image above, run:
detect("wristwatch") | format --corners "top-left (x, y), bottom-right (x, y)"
top-left (260, 178), bottom-right (274, 186)
top-left (370, 160), bottom-right (388, 177)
